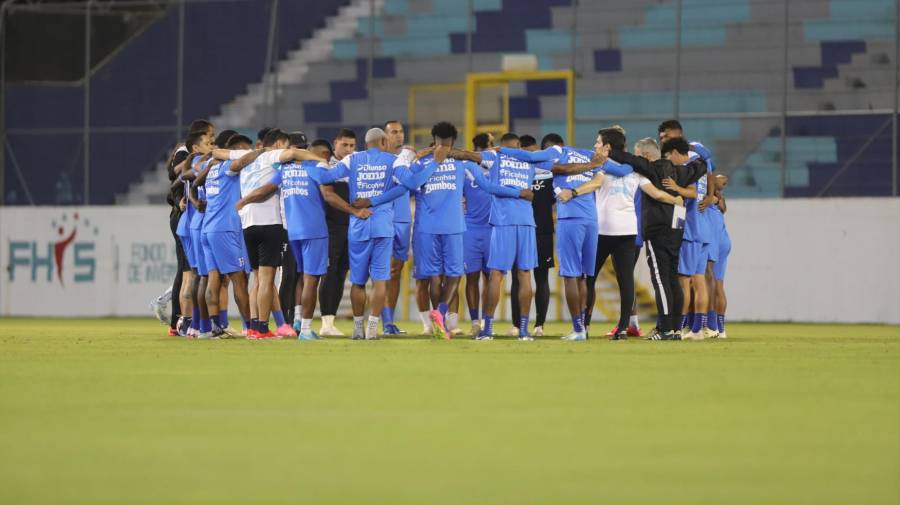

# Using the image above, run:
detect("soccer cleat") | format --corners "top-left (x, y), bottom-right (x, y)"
top-left (562, 332), bottom-right (587, 341)
top-left (150, 300), bottom-right (169, 325)
top-left (626, 325), bottom-right (643, 337)
top-left (648, 330), bottom-right (680, 341)
top-left (365, 326), bottom-right (381, 340)
top-left (681, 326), bottom-right (691, 339)
top-left (701, 327), bottom-right (718, 340)
top-left (276, 324), bottom-right (297, 338)
top-left (293, 320), bottom-right (302, 333)
top-left (610, 331), bottom-right (628, 341)
top-left (475, 333), bottom-right (494, 341)
top-left (383, 324), bottom-right (402, 336)
top-left (506, 326), bottom-right (520, 337)
top-left (717, 331), bottom-right (727, 339)
top-left (387, 324), bottom-right (407, 335)
top-left (683, 330), bottom-right (704, 341)
top-left (298, 331), bottom-right (320, 341)
top-left (321, 325), bottom-right (345, 337)
top-left (470, 321), bottom-right (482, 338)
top-left (219, 326), bottom-right (241, 339)
top-left (176, 317), bottom-right (186, 336)
top-left (187, 328), bottom-right (200, 339)
top-left (450, 327), bottom-right (464, 337)
top-left (605, 326), bottom-right (619, 337)
top-left (351, 326), bottom-right (365, 340)
top-left (518, 335), bottom-right (535, 341)
top-left (255, 331), bottom-right (280, 340)
top-left (430, 310), bottom-right (450, 340)
top-left (533, 326), bottom-right (544, 337)
top-left (197, 331), bottom-right (216, 340)
top-left (245, 329), bottom-right (259, 340)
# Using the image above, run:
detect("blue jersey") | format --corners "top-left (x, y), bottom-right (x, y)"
top-left (707, 201), bottom-right (726, 235)
top-left (202, 160), bottom-right (243, 234)
top-left (189, 160), bottom-right (210, 231)
top-left (176, 178), bottom-right (193, 237)
top-left (479, 150), bottom-right (542, 227)
top-left (463, 166), bottom-right (492, 228)
top-left (271, 160), bottom-right (332, 240)
top-left (684, 145), bottom-right (715, 243)
top-left (392, 192), bottom-right (411, 223)
top-left (396, 155), bottom-right (521, 235)
top-left (322, 148), bottom-right (402, 241)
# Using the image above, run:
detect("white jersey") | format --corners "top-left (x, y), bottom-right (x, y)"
top-left (239, 149), bottom-right (283, 229)
top-left (595, 172), bottom-right (650, 236)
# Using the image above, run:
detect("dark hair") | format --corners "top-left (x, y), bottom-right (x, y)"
top-left (499, 132), bottom-right (519, 144)
top-left (383, 120), bottom-right (402, 129)
top-left (519, 135), bottom-right (537, 148)
top-left (661, 137), bottom-right (691, 156)
top-left (539, 133), bottom-right (563, 149)
top-left (598, 128), bottom-right (626, 151)
top-left (226, 134), bottom-right (253, 148)
top-left (288, 131), bottom-right (309, 149)
top-left (185, 131), bottom-right (207, 152)
top-left (658, 119), bottom-right (683, 133)
top-left (335, 128), bottom-right (356, 140)
top-left (310, 139), bottom-right (334, 157)
top-left (472, 133), bottom-right (491, 150)
top-left (431, 121), bottom-right (458, 140)
top-left (257, 127), bottom-right (273, 141)
top-left (214, 129), bottom-right (237, 149)
top-left (262, 128), bottom-right (289, 147)
top-left (188, 119), bottom-right (212, 135)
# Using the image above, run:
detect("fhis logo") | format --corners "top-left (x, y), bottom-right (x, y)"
top-left (8, 211), bottom-right (98, 285)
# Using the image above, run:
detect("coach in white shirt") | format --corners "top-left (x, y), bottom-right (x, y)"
top-left (584, 137), bottom-right (682, 337)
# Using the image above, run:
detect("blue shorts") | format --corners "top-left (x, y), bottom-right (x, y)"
top-left (349, 237), bottom-right (392, 285)
top-left (678, 240), bottom-right (714, 276)
top-left (191, 228), bottom-right (208, 276)
top-left (487, 225), bottom-right (537, 272)
top-left (203, 231), bottom-right (248, 275)
top-left (392, 222), bottom-right (411, 261)
top-left (414, 232), bottom-right (464, 279)
top-left (179, 232), bottom-right (196, 268)
top-left (289, 237), bottom-right (329, 276)
top-left (463, 225), bottom-right (492, 274)
top-left (713, 231), bottom-right (731, 281)
top-left (556, 218), bottom-right (598, 277)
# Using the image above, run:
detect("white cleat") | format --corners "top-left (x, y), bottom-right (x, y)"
top-left (470, 321), bottom-right (482, 338)
top-left (702, 327), bottom-right (719, 339)
top-left (506, 326), bottom-right (519, 337)
top-left (717, 331), bottom-right (727, 339)
top-left (533, 326), bottom-right (544, 337)
top-left (364, 327), bottom-right (380, 340)
top-left (197, 331), bottom-right (216, 340)
top-left (320, 325), bottom-right (345, 337)
top-left (561, 332), bottom-right (587, 341)
top-left (684, 331), bottom-right (704, 341)
top-left (518, 335), bottom-right (534, 341)
top-left (475, 334), bottom-right (494, 341)
top-left (450, 328), bottom-right (464, 337)
top-left (351, 326), bottom-right (365, 340)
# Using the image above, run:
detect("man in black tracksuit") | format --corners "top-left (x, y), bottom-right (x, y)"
top-left (606, 136), bottom-right (707, 339)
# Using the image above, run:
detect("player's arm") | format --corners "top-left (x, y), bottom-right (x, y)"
top-left (212, 148), bottom-right (248, 161)
top-left (236, 182), bottom-right (279, 211)
top-left (661, 177), bottom-right (696, 199)
top-left (447, 148), bottom-right (482, 164)
top-left (229, 148), bottom-right (266, 173)
top-left (465, 165), bottom-right (531, 200)
top-left (281, 148), bottom-right (327, 164)
top-left (641, 181), bottom-right (683, 206)
top-left (321, 184), bottom-right (372, 219)
top-left (188, 183), bottom-right (205, 212)
top-left (557, 171), bottom-right (605, 203)
top-left (608, 150), bottom-right (654, 178)
top-left (498, 145), bottom-right (562, 163)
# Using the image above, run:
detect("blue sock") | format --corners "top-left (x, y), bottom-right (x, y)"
top-left (680, 314), bottom-right (689, 329)
top-left (438, 303), bottom-right (449, 318)
top-left (468, 308), bottom-right (479, 321)
top-left (210, 316), bottom-right (221, 332)
top-left (190, 316), bottom-right (200, 331)
top-left (691, 313), bottom-right (704, 333)
top-left (573, 314), bottom-right (584, 333)
top-left (261, 320), bottom-right (270, 334)
top-left (272, 310), bottom-right (286, 327)
top-left (200, 318), bottom-right (211, 333)
top-left (707, 311), bottom-right (718, 332)
top-left (483, 316), bottom-right (493, 335)
top-left (718, 314), bottom-right (726, 332)
top-left (192, 306), bottom-right (200, 323)
top-left (381, 307), bottom-right (393, 325)
top-left (250, 318), bottom-right (259, 332)
top-left (220, 310), bottom-right (229, 328)
top-left (182, 317), bottom-right (192, 332)
top-left (519, 316), bottom-right (529, 337)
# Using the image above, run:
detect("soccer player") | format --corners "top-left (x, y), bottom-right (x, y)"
top-left (275, 131), bottom-right (309, 329)
top-left (377, 122), bottom-right (529, 339)
top-left (459, 132), bottom-right (495, 336)
top-left (709, 174), bottom-right (731, 338)
top-left (185, 134), bottom-right (259, 338)
top-left (605, 137), bottom-right (709, 340)
top-left (318, 130), bottom-right (356, 336)
top-left (235, 142), bottom-right (368, 340)
top-left (381, 120), bottom-right (411, 335)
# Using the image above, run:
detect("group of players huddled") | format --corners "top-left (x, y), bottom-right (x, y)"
top-left (150, 117), bottom-right (731, 341)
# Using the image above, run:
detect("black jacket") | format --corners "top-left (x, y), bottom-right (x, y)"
top-left (531, 176), bottom-right (555, 235)
top-left (608, 150), bottom-right (707, 239)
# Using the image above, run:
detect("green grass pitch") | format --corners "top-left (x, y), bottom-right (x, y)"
top-left (1, 318), bottom-right (898, 504)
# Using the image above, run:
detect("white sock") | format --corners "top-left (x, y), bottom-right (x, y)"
top-left (323, 314), bottom-right (335, 328)
top-left (301, 318), bottom-right (312, 333)
top-left (353, 316), bottom-right (364, 333)
top-left (294, 305), bottom-right (302, 323)
top-left (446, 312), bottom-right (459, 331)
top-left (419, 311), bottom-right (433, 330)
top-left (367, 316), bottom-right (380, 338)
top-left (629, 315), bottom-right (640, 329)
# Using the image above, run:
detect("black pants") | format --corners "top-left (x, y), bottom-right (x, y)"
top-left (585, 234), bottom-right (637, 330)
top-left (280, 240), bottom-right (298, 322)
top-left (643, 230), bottom-right (683, 333)
top-left (319, 225), bottom-right (350, 316)
top-left (169, 211), bottom-right (184, 329)
top-left (510, 266), bottom-right (551, 327)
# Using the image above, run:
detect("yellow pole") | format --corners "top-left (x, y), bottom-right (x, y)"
top-left (465, 74), bottom-right (477, 150)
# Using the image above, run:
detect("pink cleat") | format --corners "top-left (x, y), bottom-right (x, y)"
top-left (276, 324), bottom-right (297, 338)
top-left (430, 309), bottom-right (450, 340)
